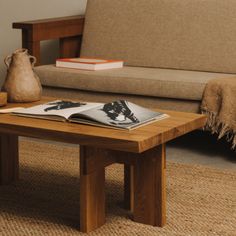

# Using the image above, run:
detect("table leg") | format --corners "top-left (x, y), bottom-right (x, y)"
top-left (0, 133), bottom-right (19, 185)
top-left (80, 146), bottom-right (106, 233)
top-left (124, 164), bottom-right (133, 211)
top-left (129, 144), bottom-right (166, 226)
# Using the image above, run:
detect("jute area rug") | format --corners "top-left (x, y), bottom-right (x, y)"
top-left (0, 139), bottom-right (235, 236)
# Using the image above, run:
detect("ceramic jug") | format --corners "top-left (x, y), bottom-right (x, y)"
top-left (3, 48), bottom-right (42, 102)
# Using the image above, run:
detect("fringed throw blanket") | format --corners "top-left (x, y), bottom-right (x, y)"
top-left (201, 77), bottom-right (236, 150)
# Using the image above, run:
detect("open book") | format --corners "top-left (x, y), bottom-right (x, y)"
top-left (13, 100), bottom-right (169, 130)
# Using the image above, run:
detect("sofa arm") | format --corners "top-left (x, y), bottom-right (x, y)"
top-left (13, 15), bottom-right (85, 65)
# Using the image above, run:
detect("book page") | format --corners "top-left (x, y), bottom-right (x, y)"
top-left (69, 58), bottom-right (107, 63)
top-left (0, 107), bottom-right (24, 113)
top-left (70, 100), bottom-right (168, 129)
top-left (13, 100), bottom-right (102, 120)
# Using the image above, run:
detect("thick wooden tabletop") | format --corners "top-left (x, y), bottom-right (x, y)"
top-left (0, 97), bottom-right (206, 153)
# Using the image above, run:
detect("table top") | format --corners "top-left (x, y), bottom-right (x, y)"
top-left (0, 97), bottom-right (206, 153)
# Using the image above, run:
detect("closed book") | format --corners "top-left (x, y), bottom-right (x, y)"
top-left (56, 57), bottom-right (124, 71)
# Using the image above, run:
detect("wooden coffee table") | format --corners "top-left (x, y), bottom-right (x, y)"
top-left (0, 97), bottom-right (206, 232)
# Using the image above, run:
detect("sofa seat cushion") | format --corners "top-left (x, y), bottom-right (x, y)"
top-left (34, 65), bottom-right (236, 101)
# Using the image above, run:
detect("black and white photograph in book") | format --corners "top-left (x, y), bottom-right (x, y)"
top-left (102, 100), bottom-right (140, 125)
top-left (72, 100), bottom-right (169, 129)
top-left (44, 101), bottom-right (87, 112)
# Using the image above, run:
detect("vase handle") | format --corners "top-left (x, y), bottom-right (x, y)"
top-left (4, 55), bottom-right (12, 69)
top-left (29, 55), bottom-right (37, 67)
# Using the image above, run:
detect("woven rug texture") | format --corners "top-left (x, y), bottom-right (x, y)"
top-left (0, 139), bottom-right (235, 236)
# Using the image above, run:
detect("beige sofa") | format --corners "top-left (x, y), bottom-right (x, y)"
top-left (14, 0), bottom-right (236, 112)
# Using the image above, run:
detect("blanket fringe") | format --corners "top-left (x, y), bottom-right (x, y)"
top-left (201, 110), bottom-right (236, 150)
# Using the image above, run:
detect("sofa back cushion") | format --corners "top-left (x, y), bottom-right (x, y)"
top-left (81, 0), bottom-right (236, 73)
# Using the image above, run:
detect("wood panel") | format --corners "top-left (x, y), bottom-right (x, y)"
top-left (131, 144), bottom-right (166, 226)
top-left (124, 164), bottom-right (132, 210)
top-left (81, 147), bottom-right (116, 175)
top-left (13, 16), bottom-right (84, 64)
top-left (59, 35), bottom-right (82, 58)
top-left (79, 145), bottom-right (166, 228)
top-left (22, 29), bottom-right (41, 65)
top-left (0, 133), bottom-right (19, 185)
top-left (103, 145), bottom-right (166, 226)
top-left (80, 146), bottom-right (106, 233)
top-left (13, 15), bottom-right (85, 41)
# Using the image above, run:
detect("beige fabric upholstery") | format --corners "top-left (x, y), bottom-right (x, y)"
top-left (42, 86), bottom-right (201, 113)
top-left (81, 0), bottom-right (236, 73)
top-left (35, 65), bottom-right (235, 101)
